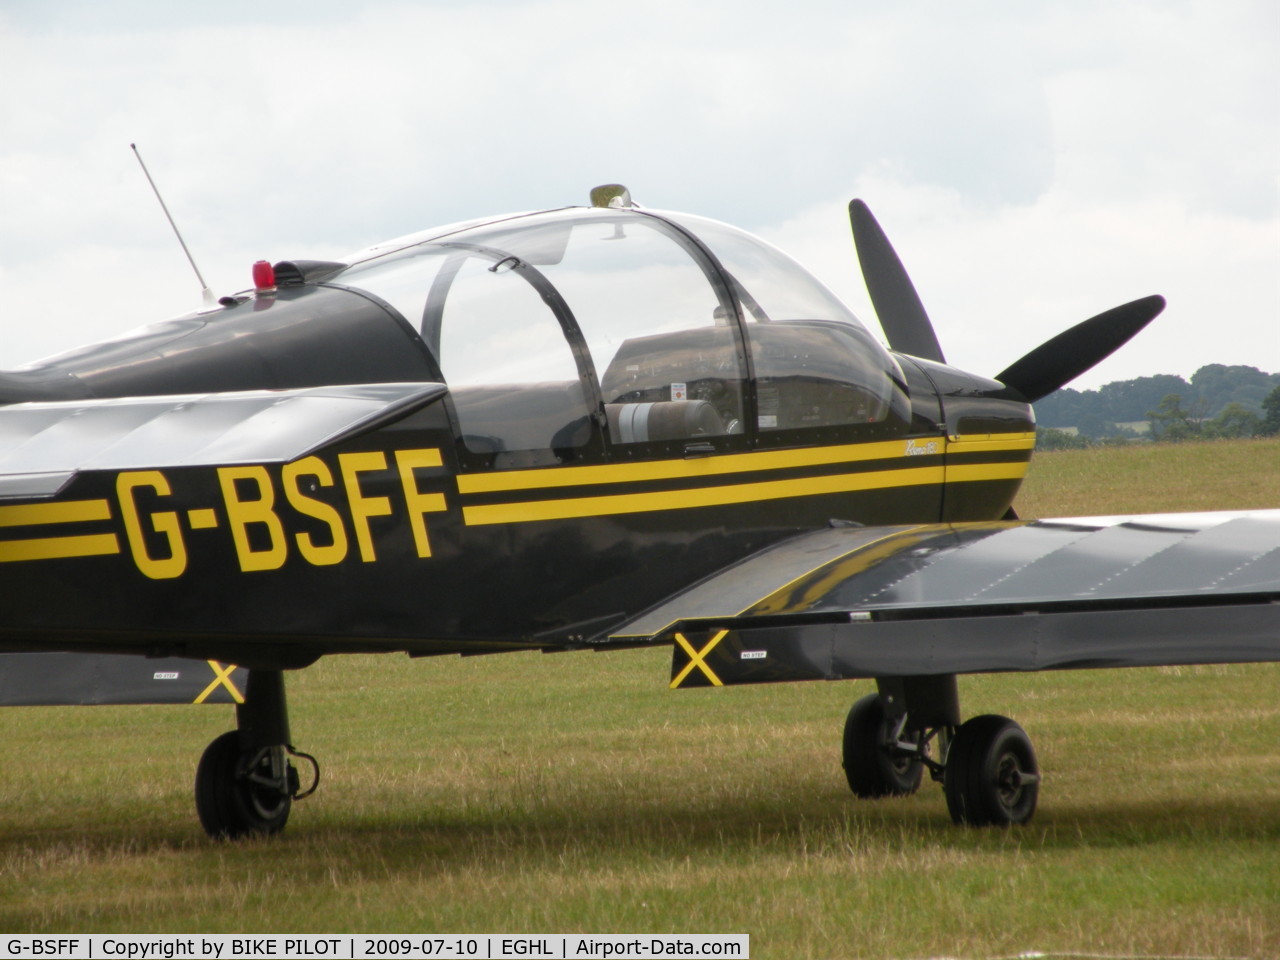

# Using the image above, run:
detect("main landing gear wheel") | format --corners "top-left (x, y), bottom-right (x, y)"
top-left (195, 731), bottom-right (293, 839)
top-left (195, 731), bottom-right (316, 839)
top-left (842, 693), bottom-right (924, 797)
top-left (943, 714), bottom-right (1040, 827)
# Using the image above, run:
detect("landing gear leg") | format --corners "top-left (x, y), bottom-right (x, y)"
top-left (194, 669), bottom-right (319, 840)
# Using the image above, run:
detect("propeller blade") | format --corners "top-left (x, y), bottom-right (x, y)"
top-left (848, 199), bottom-right (945, 363)
top-left (994, 295), bottom-right (1166, 404)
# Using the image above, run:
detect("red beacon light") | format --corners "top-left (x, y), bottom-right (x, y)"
top-left (252, 260), bottom-right (277, 294)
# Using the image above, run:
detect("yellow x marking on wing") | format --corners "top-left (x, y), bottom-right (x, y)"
top-left (194, 661), bottom-right (245, 704)
top-left (670, 630), bottom-right (729, 689)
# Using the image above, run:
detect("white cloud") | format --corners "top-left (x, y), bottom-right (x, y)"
top-left (1, 0), bottom-right (1276, 392)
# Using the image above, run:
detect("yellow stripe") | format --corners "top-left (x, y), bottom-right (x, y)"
top-left (743, 526), bottom-right (935, 617)
top-left (457, 439), bottom-right (925, 494)
top-left (0, 500), bottom-right (112, 528)
top-left (458, 432), bottom-right (1034, 496)
top-left (945, 462), bottom-right (1030, 484)
top-left (947, 433), bottom-right (1036, 453)
top-left (0, 534), bottom-right (121, 563)
top-left (464, 464), bottom-right (944, 526)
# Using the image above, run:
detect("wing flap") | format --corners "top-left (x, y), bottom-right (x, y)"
top-left (0, 652), bottom-right (246, 705)
top-left (665, 597), bottom-right (1280, 688)
top-left (0, 382), bottom-right (446, 498)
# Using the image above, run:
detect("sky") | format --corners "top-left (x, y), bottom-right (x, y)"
top-left (1, 0), bottom-right (1276, 391)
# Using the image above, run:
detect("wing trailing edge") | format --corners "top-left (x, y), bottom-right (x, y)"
top-left (0, 652), bottom-right (247, 705)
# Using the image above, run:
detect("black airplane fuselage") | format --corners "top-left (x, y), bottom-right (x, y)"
top-left (0, 206), bottom-right (1034, 668)
top-left (6, 196), bottom-right (1203, 836)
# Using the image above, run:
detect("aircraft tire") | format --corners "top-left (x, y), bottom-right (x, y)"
top-left (842, 693), bottom-right (924, 797)
top-left (194, 730), bottom-right (293, 839)
top-left (943, 715), bottom-right (1039, 827)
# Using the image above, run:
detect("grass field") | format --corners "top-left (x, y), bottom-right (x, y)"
top-left (3, 439), bottom-right (1279, 957)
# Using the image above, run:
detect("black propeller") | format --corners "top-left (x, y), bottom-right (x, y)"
top-left (848, 199), bottom-right (1165, 403)
top-left (993, 295), bottom-right (1165, 403)
top-left (848, 200), bottom-right (945, 363)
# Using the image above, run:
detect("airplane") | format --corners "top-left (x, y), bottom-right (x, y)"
top-left (2, 183), bottom-right (1277, 838)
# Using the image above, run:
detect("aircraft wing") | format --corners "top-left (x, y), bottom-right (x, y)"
top-left (606, 511), bottom-right (1280, 688)
top-left (0, 382), bottom-right (447, 498)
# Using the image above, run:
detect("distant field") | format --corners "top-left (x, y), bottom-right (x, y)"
top-left (1016, 435), bottom-right (1280, 516)
top-left (2, 440), bottom-right (1277, 957)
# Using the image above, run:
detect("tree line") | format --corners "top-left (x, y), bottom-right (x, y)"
top-left (1033, 364), bottom-right (1280, 448)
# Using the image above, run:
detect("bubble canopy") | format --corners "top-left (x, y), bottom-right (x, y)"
top-left (330, 206), bottom-right (910, 453)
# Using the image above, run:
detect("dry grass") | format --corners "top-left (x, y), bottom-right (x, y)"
top-left (1015, 436), bottom-right (1280, 517)
top-left (2, 440), bottom-right (1278, 956)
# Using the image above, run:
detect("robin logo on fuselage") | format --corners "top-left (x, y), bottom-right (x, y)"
top-left (116, 448), bottom-right (448, 580)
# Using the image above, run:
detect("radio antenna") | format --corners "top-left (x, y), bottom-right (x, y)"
top-left (130, 143), bottom-right (216, 308)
